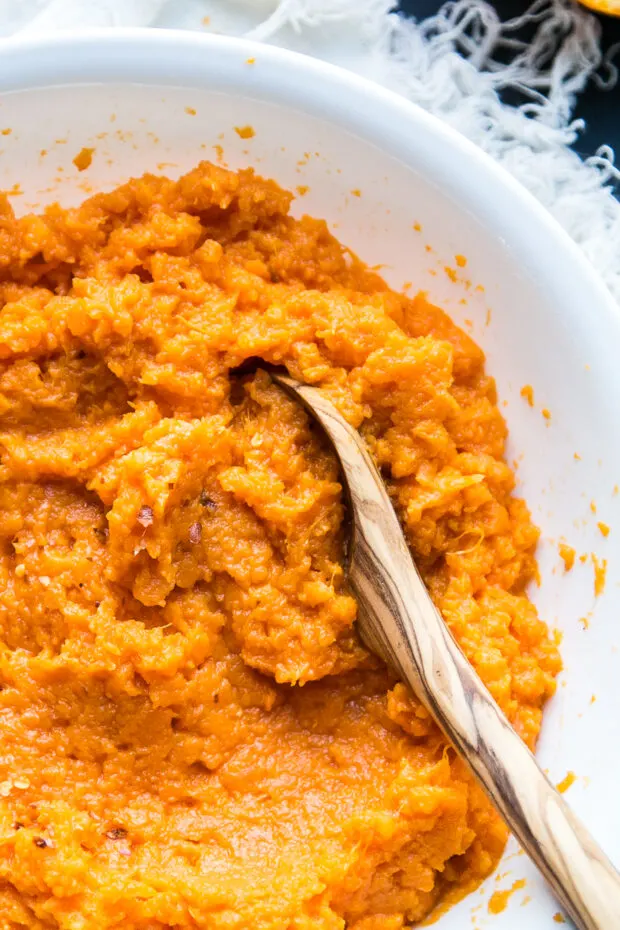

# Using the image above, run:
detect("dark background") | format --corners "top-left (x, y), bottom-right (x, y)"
top-left (400, 0), bottom-right (620, 162)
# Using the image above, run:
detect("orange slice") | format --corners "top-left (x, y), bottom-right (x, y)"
top-left (577, 0), bottom-right (620, 15)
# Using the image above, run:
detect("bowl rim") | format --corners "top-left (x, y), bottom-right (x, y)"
top-left (0, 27), bottom-right (617, 339)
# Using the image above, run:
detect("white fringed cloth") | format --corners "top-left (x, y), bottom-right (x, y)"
top-left (2, 0), bottom-right (619, 300)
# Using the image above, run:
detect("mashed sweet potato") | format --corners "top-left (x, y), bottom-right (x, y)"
top-left (0, 163), bottom-right (561, 929)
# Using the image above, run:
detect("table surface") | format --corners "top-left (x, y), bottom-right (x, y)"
top-left (400, 0), bottom-right (620, 169)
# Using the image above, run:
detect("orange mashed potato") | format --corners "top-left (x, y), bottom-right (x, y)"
top-left (0, 163), bottom-right (560, 929)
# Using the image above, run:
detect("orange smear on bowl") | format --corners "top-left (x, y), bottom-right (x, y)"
top-left (72, 147), bottom-right (94, 172)
top-left (557, 772), bottom-right (576, 794)
top-left (592, 555), bottom-right (607, 597)
top-left (488, 879), bottom-right (526, 914)
top-left (520, 385), bottom-right (534, 407)
top-left (558, 543), bottom-right (575, 572)
top-left (234, 125), bottom-right (255, 139)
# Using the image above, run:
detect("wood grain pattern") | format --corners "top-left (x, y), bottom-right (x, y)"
top-left (271, 371), bottom-right (620, 930)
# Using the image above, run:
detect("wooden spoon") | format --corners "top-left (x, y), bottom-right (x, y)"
top-left (270, 370), bottom-right (620, 930)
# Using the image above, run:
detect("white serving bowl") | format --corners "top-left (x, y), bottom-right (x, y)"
top-left (0, 29), bottom-right (618, 929)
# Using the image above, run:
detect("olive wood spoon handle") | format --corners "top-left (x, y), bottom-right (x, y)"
top-left (271, 371), bottom-right (620, 930)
